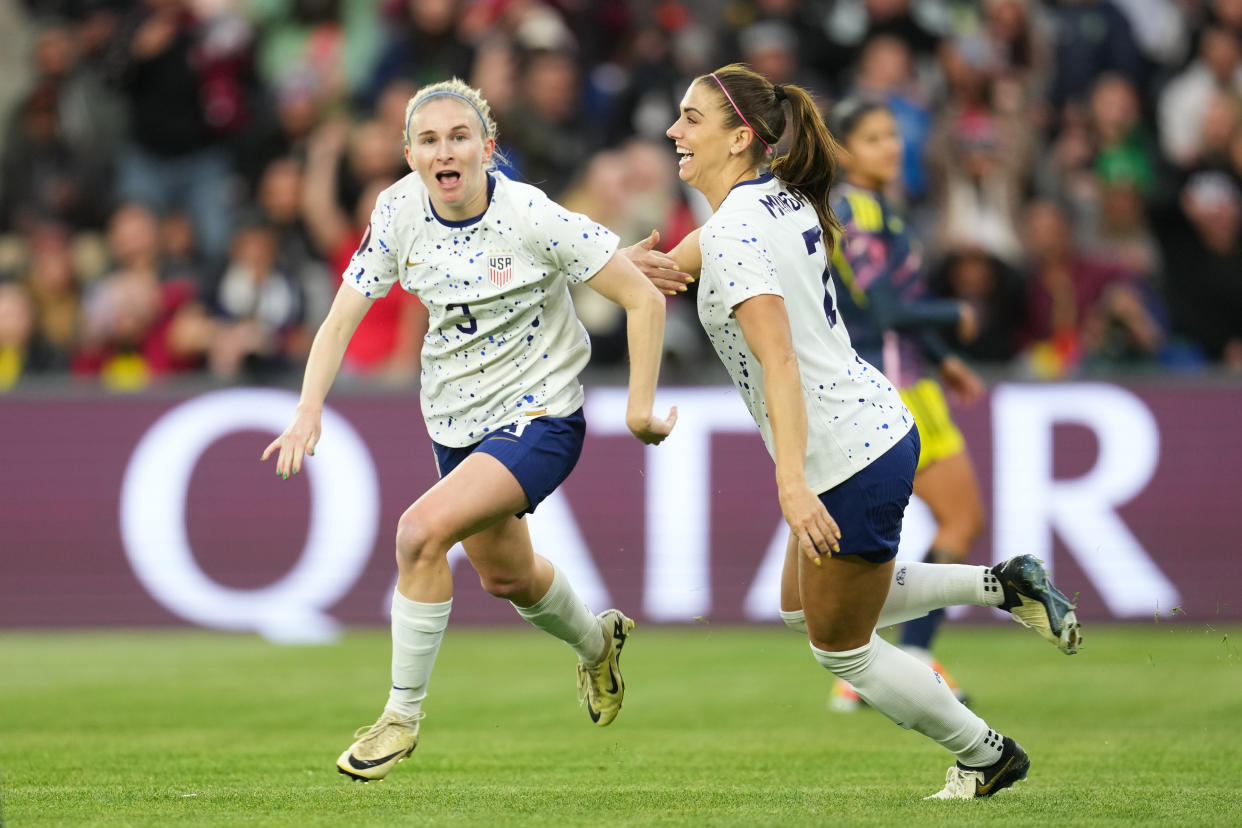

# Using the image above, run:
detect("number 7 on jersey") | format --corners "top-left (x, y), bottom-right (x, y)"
top-left (801, 227), bottom-right (838, 326)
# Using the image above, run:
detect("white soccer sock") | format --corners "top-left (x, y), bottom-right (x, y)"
top-left (385, 591), bottom-right (452, 719)
top-left (876, 562), bottom-right (1003, 629)
top-left (780, 609), bottom-right (808, 633)
top-left (512, 565), bottom-right (607, 664)
top-left (810, 634), bottom-right (1003, 767)
top-left (778, 565), bottom-right (1002, 635)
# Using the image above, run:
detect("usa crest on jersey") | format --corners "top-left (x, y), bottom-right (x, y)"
top-left (488, 252), bottom-right (514, 288)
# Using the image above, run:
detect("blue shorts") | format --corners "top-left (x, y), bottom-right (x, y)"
top-left (431, 408), bottom-right (586, 517)
top-left (818, 425), bottom-right (921, 564)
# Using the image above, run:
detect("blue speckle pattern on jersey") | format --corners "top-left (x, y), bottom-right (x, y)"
top-left (696, 174), bottom-right (912, 492)
top-left (341, 172), bottom-right (619, 447)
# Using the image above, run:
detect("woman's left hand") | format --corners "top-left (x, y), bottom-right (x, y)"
top-left (626, 406), bottom-right (678, 445)
top-left (779, 480), bottom-right (841, 564)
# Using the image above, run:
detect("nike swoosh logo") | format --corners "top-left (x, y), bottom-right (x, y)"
top-left (347, 748), bottom-right (408, 770)
top-left (406, 259), bottom-right (425, 267)
top-left (974, 756), bottom-right (1014, 795)
top-left (606, 664), bottom-right (620, 695)
top-left (613, 619), bottom-right (629, 649)
top-left (587, 702), bottom-right (601, 723)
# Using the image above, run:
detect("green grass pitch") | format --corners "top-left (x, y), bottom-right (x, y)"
top-left (2, 622), bottom-right (1240, 826)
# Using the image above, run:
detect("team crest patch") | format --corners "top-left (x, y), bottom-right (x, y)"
top-left (488, 253), bottom-right (514, 288)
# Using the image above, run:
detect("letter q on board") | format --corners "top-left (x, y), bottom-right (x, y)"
top-left (119, 389), bottom-right (379, 643)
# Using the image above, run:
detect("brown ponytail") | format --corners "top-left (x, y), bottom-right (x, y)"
top-left (698, 64), bottom-right (843, 252)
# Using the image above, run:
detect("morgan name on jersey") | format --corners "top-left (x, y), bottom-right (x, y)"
top-left (343, 171), bottom-right (619, 447)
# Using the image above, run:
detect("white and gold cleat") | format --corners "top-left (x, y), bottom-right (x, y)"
top-left (336, 710), bottom-right (423, 782)
top-left (576, 609), bottom-right (634, 726)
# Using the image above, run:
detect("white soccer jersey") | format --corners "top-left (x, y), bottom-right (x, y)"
top-left (697, 173), bottom-right (912, 493)
top-left (343, 171), bottom-right (619, 447)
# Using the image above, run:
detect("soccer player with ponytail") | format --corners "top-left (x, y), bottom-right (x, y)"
top-left (629, 64), bottom-right (1080, 799)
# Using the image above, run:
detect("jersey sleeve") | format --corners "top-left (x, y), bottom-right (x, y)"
top-left (341, 189), bottom-right (402, 299)
top-left (700, 218), bottom-right (782, 312)
top-left (522, 189), bottom-right (619, 284)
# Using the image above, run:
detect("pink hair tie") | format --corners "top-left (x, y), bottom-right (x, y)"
top-left (710, 72), bottom-right (771, 153)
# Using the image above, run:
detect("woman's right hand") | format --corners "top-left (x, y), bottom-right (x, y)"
top-left (622, 230), bottom-right (693, 295)
top-left (261, 404), bottom-right (323, 480)
top-left (778, 479), bottom-right (841, 564)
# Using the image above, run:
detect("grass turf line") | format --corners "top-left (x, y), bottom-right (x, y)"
top-left (2, 624), bottom-right (1240, 826)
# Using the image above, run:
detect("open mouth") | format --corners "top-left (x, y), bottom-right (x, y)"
top-left (676, 147), bottom-right (694, 168)
top-left (435, 170), bottom-right (461, 188)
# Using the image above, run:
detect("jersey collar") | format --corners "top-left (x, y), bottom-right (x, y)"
top-left (428, 173), bottom-right (496, 228)
top-left (729, 171), bottom-right (774, 192)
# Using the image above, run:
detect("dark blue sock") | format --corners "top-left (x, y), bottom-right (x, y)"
top-left (900, 607), bottom-right (945, 650)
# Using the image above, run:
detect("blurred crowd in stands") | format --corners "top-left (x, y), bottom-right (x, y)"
top-left (1, 0), bottom-right (1241, 392)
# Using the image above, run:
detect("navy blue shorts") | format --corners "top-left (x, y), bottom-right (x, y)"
top-left (818, 425), bottom-right (921, 564)
top-left (431, 408), bottom-right (586, 517)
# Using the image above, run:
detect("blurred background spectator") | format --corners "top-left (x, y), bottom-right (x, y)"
top-left (2, 0), bottom-right (1242, 395)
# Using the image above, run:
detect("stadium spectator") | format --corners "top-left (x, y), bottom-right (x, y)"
top-left (72, 268), bottom-right (212, 389)
top-left (1158, 24), bottom-right (1242, 169)
top-left (849, 34), bottom-right (932, 200)
top-left (1081, 163), bottom-right (1163, 285)
top-left (505, 49), bottom-right (593, 198)
top-left (107, 0), bottom-right (251, 264)
top-left (929, 245), bottom-right (1026, 362)
top-left (20, 222), bottom-right (83, 372)
top-left (0, 80), bottom-right (111, 233)
top-left (251, 156), bottom-right (334, 326)
top-left (1110, 0), bottom-right (1191, 70)
top-left (925, 75), bottom-right (1032, 263)
top-left (247, 0), bottom-right (383, 111)
top-left (981, 0), bottom-right (1052, 90)
top-left (824, 0), bottom-right (946, 70)
top-left (300, 119), bottom-right (424, 381)
top-left (1047, 0), bottom-right (1145, 111)
top-left (1019, 199), bottom-right (1164, 376)
top-left (0, 281), bottom-right (39, 388)
top-left (1156, 169), bottom-right (1242, 369)
top-left (209, 212), bottom-right (308, 378)
top-left (365, 0), bottom-right (474, 107)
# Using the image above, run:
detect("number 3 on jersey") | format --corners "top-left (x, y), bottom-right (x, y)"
top-left (801, 227), bottom-right (838, 326)
top-left (446, 303), bottom-right (477, 335)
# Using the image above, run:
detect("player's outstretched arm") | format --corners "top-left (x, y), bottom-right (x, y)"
top-left (586, 252), bottom-right (677, 444)
top-left (261, 284), bottom-right (374, 478)
top-left (733, 294), bottom-right (840, 564)
top-left (621, 228), bottom-right (701, 295)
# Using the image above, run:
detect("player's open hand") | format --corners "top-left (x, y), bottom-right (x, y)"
top-left (261, 405), bottom-right (322, 480)
top-left (778, 481), bottom-right (841, 565)
top-left (623, 230), bottom-right (692, 296)
top-left (626, 406), bottom-right (678, 445)
top-left (938, 355), bottom-right (985, 405)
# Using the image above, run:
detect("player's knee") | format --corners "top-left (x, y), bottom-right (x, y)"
top-left (477, 569), bottom-right (531, 600)
top-left (394, 509), bottom-right (452, 568)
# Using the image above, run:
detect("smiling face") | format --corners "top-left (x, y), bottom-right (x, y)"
top-left (405, 97), bottom-right (495, 220)
top-left (667, 80), bottom-right (761, 208)
top-left (840, 108), bottom-right (901, 189)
